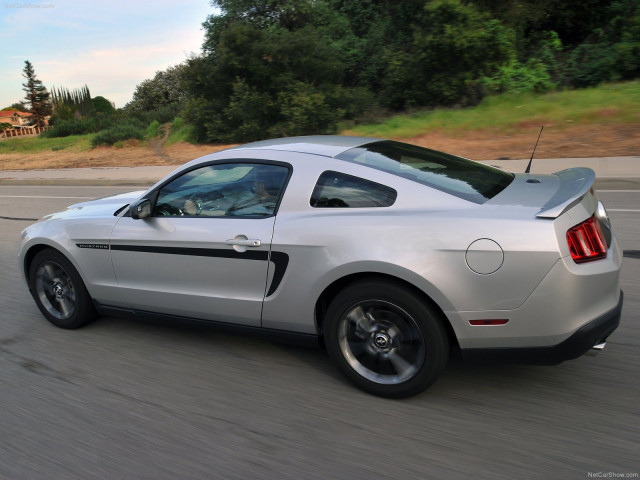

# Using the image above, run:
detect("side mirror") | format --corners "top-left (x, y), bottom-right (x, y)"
top-left (130, 199), bottom-right (151, 219)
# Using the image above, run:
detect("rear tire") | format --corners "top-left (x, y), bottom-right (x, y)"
top-left (324, 279), bottom-right (449, 398)
top-left (29, 249), bottom-right (97, 329)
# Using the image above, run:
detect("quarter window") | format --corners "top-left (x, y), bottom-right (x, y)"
top-left (153, 162), bottom-right (289, 217)
top-left (336, 140), bottom-right (514, 204)
top-left (310, 171), bottom-right (397, 208)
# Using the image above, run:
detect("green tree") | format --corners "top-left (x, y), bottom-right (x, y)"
top-left (2, 102), bottom-right (28, 111)
top-left (126, 63), bottom-right (188, 111)
top-left (22, 60), bottom-right (52, 126)
top-left (184, 0), bottom-right (369, 143)
top-left (51, 84), bottom-right (95, 119)
top-left (92, 96), bottom-right (115, 114)
top-left (327, 0), bottom-right (425, 91)
top-left (470, 0), bottom-right (640, 88)
top-left (180, 0), bottom-right (640, 144)
top-left (382, 0), bottom-right (515, 108)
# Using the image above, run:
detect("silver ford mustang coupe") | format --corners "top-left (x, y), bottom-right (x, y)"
top-left (19, 136), bottom-right (623, 397)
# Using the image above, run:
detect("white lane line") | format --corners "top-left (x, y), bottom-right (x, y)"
top-left (597, 190), bottom-right (640, 193)
top-left (0, 195), bottom-right (93, 199)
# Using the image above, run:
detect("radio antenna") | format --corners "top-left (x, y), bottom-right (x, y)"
top-left (525, 126), bottom-right (544, 174)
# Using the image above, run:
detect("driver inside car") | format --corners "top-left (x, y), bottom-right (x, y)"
top-left (182, 178), bottom-right (277, 216)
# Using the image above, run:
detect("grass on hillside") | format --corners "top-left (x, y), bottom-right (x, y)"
top-left (1, 81), bottom-right (638, 155)
top-left (164, 117), bottom-right (195, 147)
top-left (344, 80), bottom-right (640, 139)
top-left (0, 133), bottom-right (94, 154)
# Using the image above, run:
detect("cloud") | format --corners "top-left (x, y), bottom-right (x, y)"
top-left (38, 32), bottom-right (202, 107)
top-left (0, 1), bottom-right (211, 108)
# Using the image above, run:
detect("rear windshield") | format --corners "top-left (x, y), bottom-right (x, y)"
top-left (336, 140), bottom-right (514, 204)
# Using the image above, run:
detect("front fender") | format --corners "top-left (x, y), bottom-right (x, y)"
top-left (19, 217), bottom-right (118, 296)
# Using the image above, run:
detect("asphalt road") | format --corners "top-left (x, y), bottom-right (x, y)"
top-left (1, 185), bottom-right (638, 479)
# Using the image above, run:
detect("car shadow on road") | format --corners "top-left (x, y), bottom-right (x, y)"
top-left (85, 313), bottom-right (608, 402)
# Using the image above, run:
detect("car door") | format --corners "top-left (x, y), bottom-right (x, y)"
top-left (108, 161), bottom-right (291, 326)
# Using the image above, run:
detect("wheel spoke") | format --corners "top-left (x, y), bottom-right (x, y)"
top-left (43, 263), bottom-right (56, 280)
top-left (57, 296), bottom-right (74, 317)
top-left (387, 325), bottom-right (401, 339)
top-left (387, 350), bottom-right (416, 380)
top-left (347, 306), bottom-right (375, 336)
top-left (62, 289), bottom-right (75, 304)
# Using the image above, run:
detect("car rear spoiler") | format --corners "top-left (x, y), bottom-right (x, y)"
top-left (536, 167), bottom-right (596, 219)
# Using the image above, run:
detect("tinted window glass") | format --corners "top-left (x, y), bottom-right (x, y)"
top-left (153, 163), bottom-right (289, 217)
top-left (336, 140), bottom-right (513, 204)
top-left (310, 171), bottom-right (397, 208)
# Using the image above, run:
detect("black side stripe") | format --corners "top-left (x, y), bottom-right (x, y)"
top-left (267, 251), bottom-right (289, 297)
top-left (109, 244), bottom-right (288, 297)
top-left (110, 244), bottom-right (268, 261)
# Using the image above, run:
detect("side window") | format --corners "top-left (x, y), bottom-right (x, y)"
top-left (153, 163), bottom-right (289, 217)
top-left (310, 171), bottom-right (397, 208)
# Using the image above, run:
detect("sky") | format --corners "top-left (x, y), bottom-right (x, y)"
top-left (0, 1), bottom-right (214, 109)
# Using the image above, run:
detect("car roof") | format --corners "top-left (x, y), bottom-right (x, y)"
top-left (228, 135), bottom-right (382, 158)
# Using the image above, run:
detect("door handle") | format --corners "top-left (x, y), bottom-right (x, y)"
top-left (226, 238), bottom-right (261, 247)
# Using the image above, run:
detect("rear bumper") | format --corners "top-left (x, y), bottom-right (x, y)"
top-left (460, 290), bottom-right (623, 365)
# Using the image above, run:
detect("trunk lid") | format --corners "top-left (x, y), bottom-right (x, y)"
top-left (486, 167), bottom-right (596, 219)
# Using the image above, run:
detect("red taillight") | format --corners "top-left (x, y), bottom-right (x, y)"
top-left (566, 215), bottom-right (607, 263)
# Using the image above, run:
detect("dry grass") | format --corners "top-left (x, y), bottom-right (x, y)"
top-left (0, 141), bottom-right (234, 171)
top-left (405, 123), bottom-right (640, 160)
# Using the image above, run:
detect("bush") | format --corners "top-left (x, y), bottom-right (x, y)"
top-left (91, 122), bottom-right (145, 147)
top-left (144, 120), bottom-right (162, 138)
top-left (129, 104), bottom-right (181, 126)
top-left (482, 59), bottom-right (555, 94)
top-left (41, 117), bottom-right (107, 137)
top-left (165, 116), bottom-right (195, 146)
top-left (217, 79), bottom-right (272, 143)
top-left (567, 43), bottom-right (617, 88)
top-left (269, 82), bottom-right (336, 138)
top-left (92, 96), bottom-right (115, 114)
top-left (380, 0), bottom-right (516, 109)
top-left (42, 104), bottom-right (179, 140)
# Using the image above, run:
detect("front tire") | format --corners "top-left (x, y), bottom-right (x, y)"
top-left (324, 280), bottom-right (449, 398)
top-left (29, 249), bottom-right (97, 329)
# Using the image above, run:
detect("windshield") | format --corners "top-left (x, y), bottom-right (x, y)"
top-left (336, 140), bottom-right (514, 204)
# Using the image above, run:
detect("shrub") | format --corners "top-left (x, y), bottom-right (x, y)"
top-left (144, 120), bottom-right (162, 138)
top-left (567, 43), bottom-right (617, 88)
top-left (482, 59), bottom-right (555, 94)
top-left (41, 117), bottom-right (107, 137)
top-left (165, 116), bottom-right (195, 146)
top-left (91, 122), bottom-right (145, 147)
top-left (92, 96), bottom-right (115, 114)
top-left (129, 104), bottom-right (181, 126)
top-left (269, 83), bottom-right (336, 138)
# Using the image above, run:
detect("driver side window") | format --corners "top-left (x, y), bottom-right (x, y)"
top-left (152, 162), bottom-right (289, 218)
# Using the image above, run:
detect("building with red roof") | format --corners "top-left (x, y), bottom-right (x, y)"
top-left (0, 110), bottom-right (35, 127)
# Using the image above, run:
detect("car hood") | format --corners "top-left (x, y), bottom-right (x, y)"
top-left (42, 190), bottom-right (145, 220)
